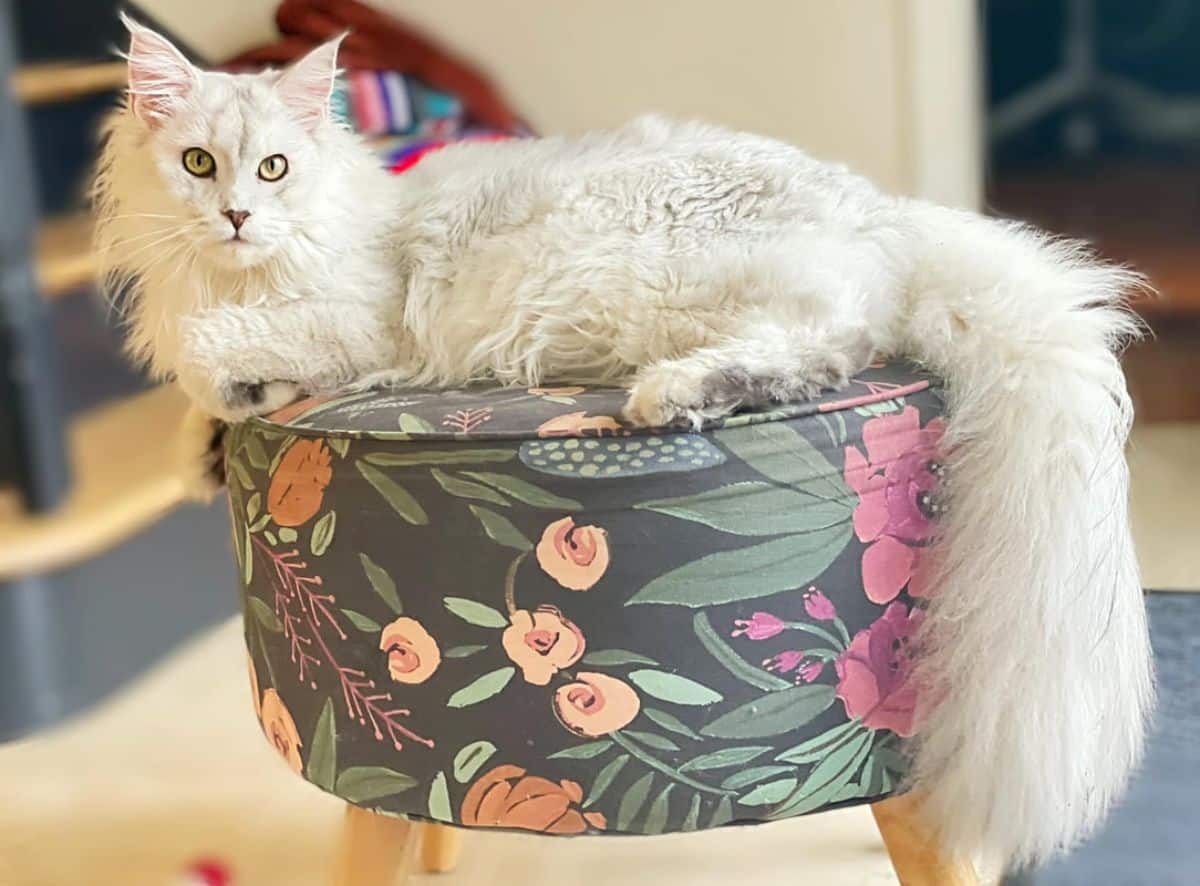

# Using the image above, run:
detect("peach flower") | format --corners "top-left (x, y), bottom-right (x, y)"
top-left (501, 606), bottom-right (586, 685)
top-left (536, 412), bottom-right (622, 438)
top-left (536, 517), bottom-right (610, 591)
top-left (553, 672), bottom-right (640, 737)
top-left (461, 764), bottom-right (606, 834)
top-left (259, 688), bottom-right (303, 773)
top-left (379, 617), bottom-right (441, 684)
top-left (528, 386), bottom-right (586, 397)
top-left (267, 439), bottom-right (333, 527)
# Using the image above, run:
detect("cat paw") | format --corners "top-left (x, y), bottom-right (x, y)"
top-left (176, 407), bottom-right (227, 501)
top-left (623, 363), bottom-right (731, 429)
top-left (222, 380), bottom-right (302, 419)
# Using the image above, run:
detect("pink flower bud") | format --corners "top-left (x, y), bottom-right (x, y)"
top-left (797, 660), bottom-right (826, 684)
top-left (803, 587), bottom-right (837, 621)
top-left (764, 650), bottom-right (805, 674)
top-left (731, 611), bottom-right (785, 641)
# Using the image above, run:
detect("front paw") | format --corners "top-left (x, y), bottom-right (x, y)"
top-left (177, 407), bottom-right (226, 501)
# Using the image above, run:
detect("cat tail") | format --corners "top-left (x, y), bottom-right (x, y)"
top-left (897, 202), bottom-right (1155, 868)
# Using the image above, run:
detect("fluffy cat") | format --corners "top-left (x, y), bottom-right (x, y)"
top-left (95, 17), bottom-right (1153, 869)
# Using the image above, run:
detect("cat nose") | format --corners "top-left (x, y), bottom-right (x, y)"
top-left (223, 209), bottom-right (251, 231)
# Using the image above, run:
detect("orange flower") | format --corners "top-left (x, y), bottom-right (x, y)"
top-left (248, 653), bottom-right (262, 720)
top-left (528, 386), bottom-right (586, 397)
top-left (501, 606), bottom-right (586, 685)
top-left (267, 439), bottom-right (333, 527)
top-left (536, 412), bottom-right (622, 438)
top-left (553, 672), bottom-right (640, 737)
top-left (461, 765), bottom-right (607, 834)
top-left (536, 517), bottom-right (610, 591)
top-left (379, 617), bottom-right (441, 684)
top-left (259, 688), bottom-right (303, 773)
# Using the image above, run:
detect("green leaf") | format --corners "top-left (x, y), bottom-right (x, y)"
top-left (874, 746), bottom-right (909, 777)
top-left (681, 794), bottom-right (703, 831)
top-left (263, 529), bottom-right (278, 546)
top-left (460, 472), bottom-right (582, 510)
top-left (398, 413), bottom-right (436, 434)
top-left (628, 524), bottom-right (852, 608)
top-left (468, 505), bottom-right (532, 552)
top-left (453, 740), bottom-right (498, 783)
top-left (431, 468), bottom-right (511, 507)
top-left (628, 670), bottom-right (723, 706)
top-left (701, 684), bottom-right (836, 739)
top-left (242, 524), bottom-right (254, 584)
top-left (341, 609), bottom-right (382, 633)
top-left (242, 435), bottom-right (269, 469)
top-left (693, 612), bottom-right (790, 692)
top-left (443, 644), bottom-right (488, 659)
top-left (540, 395), bottom-right (577, 406)
top-left (249, 513), bottom-right (271, 533)
top-left (229, 458), bottom-right (254, 491)
top-left (771, 731), bottom-right (875, 818)
top-left (310, 510), bottom-right (336, 556)
top-left (335, 766), bottom-right (418, 803)
top-left (644, 784), bottom-right (674, 835)
top-left (246, 492), bottom-right (262, 523)
top-left (306, 698), bottom-right (336, 792)
top-left (278, 526), bottom-right (298, 543)
top-left (679, 746), bottom-right (772, 773)
top-left (443, 597), bottom-right (509, 629)
top-left (359, 553), bottom-right (403, 615)
top-left (268, 435), bottom-right (297, 475)
top-left (643, 708), bottom-right (701, 740)
top-left (581, 649), bottom-right (660, 668)
top-left (622, 730), bottom-right (680, 752)
top-left (447, 667), bottom-right (516, 708)
top-left (775, 720), bottom-right (862, 764)
top-left (636, 482), bottom-right (851, 536)
top-left (364, 450), bottom-right (515, 467)
top-left (428, 771), bottom-right (452, 822)
top-left (707, 796), bottom-right (733, 828)
top-left (713, 424), bottom-right (850, 500)
top-left (584, 755), bottom-right (630, 809)
top-left (548, 740), bottom-right (614, 761)
top-left (247, 596), bottom-right (282, 633)
top-left (356, 461), bottom-right (429, 525)
top-left (616, 772), bottom-right (654, 832)
top-left (721, 765), bottom-right (797, 791)
top-left (327, 437), bottom-right (351, 458)
top-left (738, 776), bottom-right (798, 807)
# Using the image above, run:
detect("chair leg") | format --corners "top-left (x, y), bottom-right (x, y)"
top-left (421, 823), bottom-right (465, 873)
top-left (871, 793), bottom-right (978, 886)
top-left (333, 804), bottom-right (418, 886)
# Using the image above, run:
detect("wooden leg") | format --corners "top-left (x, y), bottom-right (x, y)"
top-left (420, 823), bottom-right (465, 873)
top-left (333, 805), bottom-right (417, 886)
top-left (871, 793), bottom-right (978, 886)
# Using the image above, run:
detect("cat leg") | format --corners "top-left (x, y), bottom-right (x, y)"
top-left (176, 299), bottom-right (398, 421)
top-left (623, 319), bottom-right (874, 428)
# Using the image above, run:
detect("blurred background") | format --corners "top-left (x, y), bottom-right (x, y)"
top-left (0, 1), bottom-right (1196, 884)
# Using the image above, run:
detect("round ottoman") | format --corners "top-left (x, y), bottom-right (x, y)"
top-left (225, 362), bottom-right (960, 883)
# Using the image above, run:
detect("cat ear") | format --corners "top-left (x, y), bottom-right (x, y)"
top-left (120, 12), bottom-right (197, 127)
top-left (275, 34), bottom-right (345, 131)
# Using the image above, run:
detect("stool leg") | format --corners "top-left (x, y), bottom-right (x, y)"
top-left (420, 823), bottom-right (465, 873)
top-left (871, 793), bottom-right (978, 886)
top-left (333, 805), bottom-right (417, 886)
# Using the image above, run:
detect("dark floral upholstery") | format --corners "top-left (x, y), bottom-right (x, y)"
top-left (227, 362), bottom-right (946, 836)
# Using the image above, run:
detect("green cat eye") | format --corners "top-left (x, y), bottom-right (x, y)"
top-left (258, 154), bottom-right (289, 182)
top-left (182, 147), bottom-right (215, 178)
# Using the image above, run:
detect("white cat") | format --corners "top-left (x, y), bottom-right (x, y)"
top-left (95, 17), bottom-right (1153, 869)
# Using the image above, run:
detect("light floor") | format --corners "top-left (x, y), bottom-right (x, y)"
top-left (0, 423), bottom-right (1192, 886)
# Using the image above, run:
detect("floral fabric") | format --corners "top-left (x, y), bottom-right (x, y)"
top-left (227, 363), bottom-right (945, 836)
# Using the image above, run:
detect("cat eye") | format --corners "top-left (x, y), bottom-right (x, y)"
top-left (258, 154), bottom-right (289, 182)
top-left (182, 147), bottom-right (216, 178)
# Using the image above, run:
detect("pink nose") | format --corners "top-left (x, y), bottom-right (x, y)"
top-left (223, 209), bottom-right (251, 231)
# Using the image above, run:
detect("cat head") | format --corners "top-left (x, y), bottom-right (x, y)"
top-left (113, 14), bottom-right (346, 271)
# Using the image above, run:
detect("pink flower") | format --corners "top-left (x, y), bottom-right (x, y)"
top-left (802, 587), bottom-right (837, 621)
top-left (764, 650), bottom-right (806, 674)
top-left (797, 660), bottom-right (826, 684)
top-left (732, 612), bottom-right (785, 641)
top-left (835, 602), bottom-right (923, 735)
top-left (844, 406), bottom-right (945, 604)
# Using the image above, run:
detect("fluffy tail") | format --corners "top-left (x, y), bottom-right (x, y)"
top-left (897, 204), bottom-right (1155, 866)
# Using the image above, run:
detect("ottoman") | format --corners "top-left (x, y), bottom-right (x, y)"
top-left (225, 362), bottom-right (964, 883)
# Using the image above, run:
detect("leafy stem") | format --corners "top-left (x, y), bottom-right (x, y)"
top-left (610, 731), bottom-right (734, 797)
top-left (504, 552), bottom-right (527, 615)
top-left (784, 621), bottom-right (844, 649)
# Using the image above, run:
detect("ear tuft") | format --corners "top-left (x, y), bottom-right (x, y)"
top-left (120, 12), bottom-right (197, 127)
top-left (274, 34), bottom-right (346, 132)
